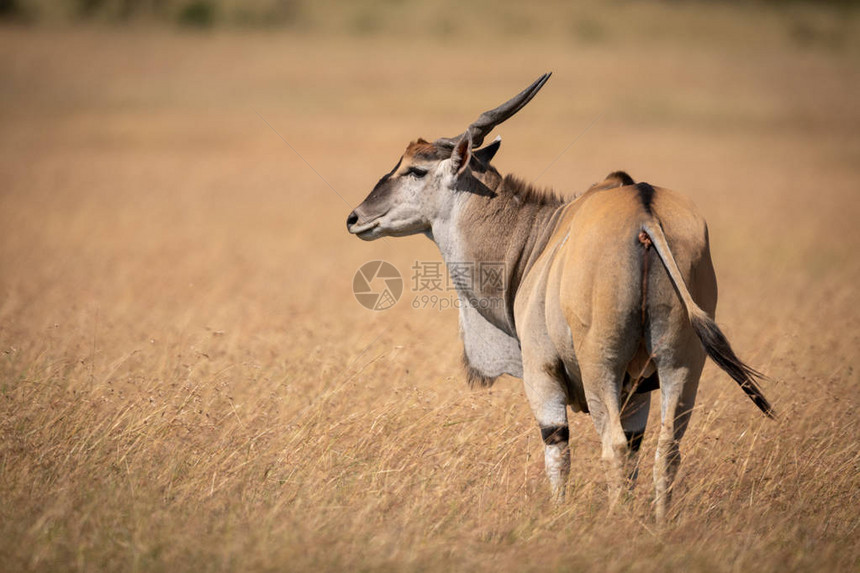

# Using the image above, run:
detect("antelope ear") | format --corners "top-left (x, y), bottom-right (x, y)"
top-left (450, 132), bottom-right (472, 177)
top-left (474, 136), bottom-right (501, 165)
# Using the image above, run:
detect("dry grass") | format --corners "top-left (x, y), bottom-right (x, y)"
top-left (1, 6), bottom-right (859, 571)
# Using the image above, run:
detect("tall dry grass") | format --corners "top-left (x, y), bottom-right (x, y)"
top-left (1, 6), bottom-right (859, 571)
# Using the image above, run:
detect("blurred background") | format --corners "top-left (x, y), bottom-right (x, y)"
top-left (1, 1), bottom-right (858, 571)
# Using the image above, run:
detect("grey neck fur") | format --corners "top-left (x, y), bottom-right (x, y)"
top-left (430, 167), bottom-right (566, 338)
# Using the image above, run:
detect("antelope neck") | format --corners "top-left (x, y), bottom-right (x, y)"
top-left (431, 173), bottom-right (566, 338)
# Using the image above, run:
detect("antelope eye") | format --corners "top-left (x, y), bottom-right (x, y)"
top-left (405, 167), bottom-right (428, 178)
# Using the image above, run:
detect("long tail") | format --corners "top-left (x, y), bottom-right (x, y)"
top-left (641, 220), bottom-right (775, 418)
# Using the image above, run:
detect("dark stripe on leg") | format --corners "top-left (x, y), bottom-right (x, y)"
top-left (541, 425), bottom-right (570, 445)
top-left (625, 430), bottom-right (644, 453)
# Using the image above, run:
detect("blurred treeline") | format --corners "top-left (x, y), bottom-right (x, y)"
top-left (0, 0), bottom-right (301, 27)
top-left (0, 0), bottom-right (858, 52)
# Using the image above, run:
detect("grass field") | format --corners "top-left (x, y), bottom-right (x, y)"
top-left (1, 3), bottom-right (859, 571)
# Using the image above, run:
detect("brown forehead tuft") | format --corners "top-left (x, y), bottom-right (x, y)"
top-left (405, 139), bottom-right (449, 161)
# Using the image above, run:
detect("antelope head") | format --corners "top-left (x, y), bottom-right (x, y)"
top-left (346, 73), bottom-right (551, 241)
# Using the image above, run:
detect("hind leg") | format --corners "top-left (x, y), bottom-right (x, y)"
top-left (580, 361), bottom-right (630, 508)
top-left (620, 390), bottom-right (651, 486)
top-left (653, 349), bottom-right (704, 523)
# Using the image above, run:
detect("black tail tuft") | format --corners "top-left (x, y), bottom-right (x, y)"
top-left (690, 314), bottom-right (775, 418)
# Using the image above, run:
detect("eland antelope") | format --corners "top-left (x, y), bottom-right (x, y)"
top-left (346, 73), bottom-right (774, 521)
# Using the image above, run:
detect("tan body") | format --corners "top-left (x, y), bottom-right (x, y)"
top-left (347, 74), bottom-right (772, 521)
top-left (514, 182), bottom-right (716, 515)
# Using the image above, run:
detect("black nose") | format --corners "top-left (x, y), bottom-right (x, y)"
top-left (346, 211), bottom-right (359, 229)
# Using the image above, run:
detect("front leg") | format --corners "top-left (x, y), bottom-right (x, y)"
top-left (523, 363), bottom-right (570, 503)
top-left (540, 420), bottom-right (570, 503)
